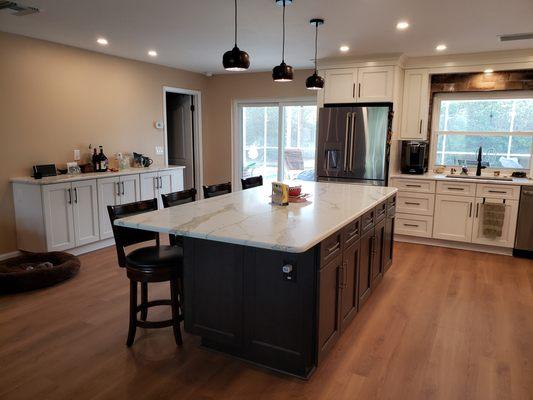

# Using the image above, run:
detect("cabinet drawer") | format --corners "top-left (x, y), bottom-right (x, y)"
top-left (396, 192), bottom-right (435, 216)
top-left (390, 178), bottom-right (435, 193)
top-left (361, 209), bottom-right (375, 234)
top-left (395, 213), bottom-right (433, 238)
top-left (321, 231), bottom-right (342, 267)
top-left (436, 181), bottom-right (476, 196)
top-left (476, 184), bottom-right (520, 200)
top-left (375, 201), bottom-right (387, 222)
top-left (342, 218), bottom-right (361, 248)
top-left (387, 194), bottom-right (397, 209)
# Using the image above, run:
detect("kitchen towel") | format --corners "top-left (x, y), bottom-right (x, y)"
top-left (481, 202), bottom-right (506, 239)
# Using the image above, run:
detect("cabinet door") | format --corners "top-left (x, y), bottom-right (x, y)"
top-left (471, 198), bottom-right (518, 248)
top-left (323, 68), bottom-right (357, 104)
top-left (383, 213), bottom-right (395, 272)
top-left (97, 177), bottom-right (120, 240)
top-left (433, 195), bottom-right (474, 242)
top-left (400, 69), bottom-right (430, 139)
top-left (372, 219), bottom-right (386, 287)
top-left (72, 179), bottom-right (100, 246)
top-left (318, 255), bottom-right (342, 362)
top-left (356, 66), bottom-right (394, 102)
top-left (139, 172), bottom-right (158, 201)
top-left (358, 229), bottom-right (374, 309)
top-left (340, 241), bottom-right (360, 332)
top-left (42, 183), bottom-right (75, 251)
top-left (119, 174), bottom-right (140, 205)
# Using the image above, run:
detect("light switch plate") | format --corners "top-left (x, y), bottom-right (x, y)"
top-left (155, 146), bottom-right (164, 155)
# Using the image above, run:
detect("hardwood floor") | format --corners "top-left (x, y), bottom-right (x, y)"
top-left (1, 242), bottom-right (532, 400)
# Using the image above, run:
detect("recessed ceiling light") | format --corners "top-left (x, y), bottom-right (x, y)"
top-left (484, 69), bottom-right (494, 74)
top-left (340, 45), bottom-right (350, 52)
top-left (435, 44), bottom-right (447, 51)
top-left (396, 21), bottom-right (409, 30)
top-left (96, 38), bottom-right (108, 46)
top-left (148, 50), bottom-right (158, 57)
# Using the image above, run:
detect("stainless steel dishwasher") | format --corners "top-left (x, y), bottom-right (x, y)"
top-left (514, 186), bottom-right (533, 258)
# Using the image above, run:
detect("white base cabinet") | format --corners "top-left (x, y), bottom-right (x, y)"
top-left (12, 167), bottom-right (184, 254)
top-left (433, 195), bottom-right (474, 242)
top-left (471, 198), bottom-right (518, 248)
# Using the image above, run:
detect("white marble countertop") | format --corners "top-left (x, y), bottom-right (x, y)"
top-left (11, 165), bottom-right (185, 185)
top-left (114, 181), bottom-right (397, 253)
top-left (390, 172), bottom-right (533, 186)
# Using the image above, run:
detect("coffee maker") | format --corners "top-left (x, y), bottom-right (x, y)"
top-left (400, 141), bottom-right (428, 174)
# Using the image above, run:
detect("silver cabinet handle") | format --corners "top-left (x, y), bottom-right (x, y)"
top-left (74, 188), bottom-right (78, 204)
top-left (358, 83), bottom-right (361, 98)
top-left (121, 182), bottom-right (125, 195)
top-left (67, 188), bottom-right (72, 204)
top-left (159, 176), bottom-right (163, 189)
top-left (488, 190), bottom-right (507, 194)
top-left (405, 184), bottom-right (421, 188)
top-left (469, 202), bottom-right (473, 217)
top-left (405, 202), bottom-right (421, 205)
top-left (117, 182), bottom-right (121, 196)
top-left (403, 223), bottom-right (419, 227)
top-left (154, 177), bottom-right (158, 190)
top-left (448, 187), bottom-right (465, 191)
top-left (419, 119), bottom-right (423, 134)
top-left (476, 203), bottom-right (479, 218)
top-left (352, 83), bottom-right (356, 98)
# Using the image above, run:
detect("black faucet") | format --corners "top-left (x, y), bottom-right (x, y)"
top-left (476, 146), bottom-right (486, 176)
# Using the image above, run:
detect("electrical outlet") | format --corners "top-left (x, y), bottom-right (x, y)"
top-left (73, 149), bottom-right (80, 161)
top-left (155, 146), bottom-right (164, 155)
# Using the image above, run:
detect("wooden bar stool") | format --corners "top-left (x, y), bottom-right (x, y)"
top-left (161, 188), bottom-right (197, 247)
top-left (241, 175), bottom-right (263, 190)
top-left (203, 182), bottom-right (232, 198)
top-left (108, 199), bottom-right (183, 347)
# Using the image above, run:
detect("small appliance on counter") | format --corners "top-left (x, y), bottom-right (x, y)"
top-left (32, 164), bottom-right (57, 179)
top-left (133, 152), bottom-right (153, 168)
top-left (400, 140), bottom-right (428, 174)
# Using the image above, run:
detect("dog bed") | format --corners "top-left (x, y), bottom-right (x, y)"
top-left (0, 252), bottom-right (80, 294)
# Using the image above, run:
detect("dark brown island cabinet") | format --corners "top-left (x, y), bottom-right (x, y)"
top-left (183, 194), bottom-right (397, 379)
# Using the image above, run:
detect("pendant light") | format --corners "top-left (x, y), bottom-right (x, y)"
top-left (223, 0), bottom-right (250, 71)
top-left (306, 18), bottom-right (325, 90)
top-left (272, 0), bottom-right (293, 82)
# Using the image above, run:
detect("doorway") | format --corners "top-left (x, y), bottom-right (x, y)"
top-left (163, 87), bottom-right (203, 194)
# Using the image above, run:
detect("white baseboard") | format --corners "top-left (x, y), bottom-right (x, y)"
top-left (0, 250), bottom-right (22, 261)
top-left (395, 234), bottom-right (513, 256)
top-left (1, 238), bottom-right (115, 260)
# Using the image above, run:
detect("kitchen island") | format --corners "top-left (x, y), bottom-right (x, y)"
top-left (115, 181), bottom-right (397, 378)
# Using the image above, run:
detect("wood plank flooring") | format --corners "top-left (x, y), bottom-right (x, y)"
top-left (0, 242), bottom-right (532, 400)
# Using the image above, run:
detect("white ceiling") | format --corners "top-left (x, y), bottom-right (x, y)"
top-left (1, 0), bottom-right (532, 74)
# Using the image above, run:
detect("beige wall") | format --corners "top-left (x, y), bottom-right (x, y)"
top-left (0, 31), bottom-right (208, 254)
top-left (203, 69), bottom-right (315, 184)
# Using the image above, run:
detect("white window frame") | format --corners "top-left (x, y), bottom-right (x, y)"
top-left (232, 98), bottom-right (317, 187)
top-left (429, 90), bottom-right (533, 171)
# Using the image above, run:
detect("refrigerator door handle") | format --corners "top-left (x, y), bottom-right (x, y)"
top-left (349, 112), bottom-right (356, 172)
top-left (343, 112), bottom-right (351, 171)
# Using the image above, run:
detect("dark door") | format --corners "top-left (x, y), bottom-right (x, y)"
top-left (317, 254), bottom-right (342, 362)
top-left (340, 240), bottom-right (360, 332)
top-left (358, 229), bottom-right (374, 309)
top-left (383, 212), bottom-right (395, 273)
top-left (372, 218), bottom-right (386, 287)
top-left (316, 107), bottom-right (353, 178)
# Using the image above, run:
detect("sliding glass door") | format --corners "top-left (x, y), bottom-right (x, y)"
top-left (236, 101), bottom-right (317, 184)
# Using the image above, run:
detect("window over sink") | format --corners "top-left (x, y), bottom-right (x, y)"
top-left (430, 91), bottom-right (533, 170)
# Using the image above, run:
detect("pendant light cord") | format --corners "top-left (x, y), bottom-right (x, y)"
top-left (282, 0), bottom-right (286, 62)
top-left (234, 0), bottom-right (238, 46)
top-left (314, 22), bottom-right (318, 72)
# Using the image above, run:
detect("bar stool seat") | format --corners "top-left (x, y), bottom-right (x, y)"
top-left (126, 245), bottom-right (183, 271)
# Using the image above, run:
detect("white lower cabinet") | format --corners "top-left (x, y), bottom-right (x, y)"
top-left (471, 198), bottom-right (519, 248)
top-left (98, 174), bottom-right (140, 240)
top-left (43, 180), bottom-right (100, 251)
top-left (433, 195), bottom-right (474, 242)
top-left (140, 169), bottom-right (184, 207)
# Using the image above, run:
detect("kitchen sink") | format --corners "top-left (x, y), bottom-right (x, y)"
top-left (445, 174), bottom-right (513, 181)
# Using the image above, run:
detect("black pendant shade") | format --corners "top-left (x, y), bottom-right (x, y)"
top-left (223, 0), bottom-right (250, 71)
top-left (306, 18), bottom-right (325, 90)
top-left (272, 0), bottom-right (293, 82)
top-left (223, 46), bottom-right (250, 71)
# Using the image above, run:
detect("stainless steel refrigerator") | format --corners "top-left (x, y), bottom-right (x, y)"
top-left (316, 104), bottom-right (392, 186)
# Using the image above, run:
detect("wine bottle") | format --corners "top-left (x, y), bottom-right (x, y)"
top-left (92, 148), bottom-right (98, 172)
top-left (98, 146), bottom-right (108, 172)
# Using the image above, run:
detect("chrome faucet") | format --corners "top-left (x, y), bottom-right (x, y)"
top-left (476, 146), bottom-right (485, 176)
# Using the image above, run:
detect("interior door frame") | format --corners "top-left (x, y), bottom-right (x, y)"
top-left (232, 97), bottom-right (317, 188)
top-left (163, 86), bottom-right (204, 198)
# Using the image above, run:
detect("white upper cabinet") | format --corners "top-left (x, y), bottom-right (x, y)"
top-left (71, 179), bottom-right (100, 246)
top-left (357, 66), bottom-right (394, 102)
top-left (42, 182), bottom-right (76, 251)
top-left (322, 66), bottom-right (395, 104)
top-left (323, 69), bottom-right (357, 104)
top-left (399, 69), bottom-right (430, 140)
